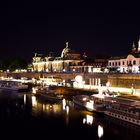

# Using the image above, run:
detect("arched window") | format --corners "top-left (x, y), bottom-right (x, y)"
top-left (118, 62), bottom-right (120, 66)
top-left (133, 60), bottom-right (136, 65)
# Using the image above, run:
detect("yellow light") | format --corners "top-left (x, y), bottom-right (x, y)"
top-left (83, 97), bottom-right (87, 101)
top-left (1, 76), bottom-right (4, 80)
top-left (86, 114), bottom-right (93, 125)
top-left (32, 96), bottom-right (37, 107)
top-left (32, 87), bottom-right (37, 94)
top-left (83, 118), bottom-right (86, 124)
top-left (75, 75), bottom-right (83, 83)
top-left (62, 98), bottom-right (66, 110)
top-left (83, 115), bottom-right (93, 125)
top-left (24, 94), bottom-right (26, 105)
top-left (106, 82), bottom-right (110, 87)
top-left (43, 104), bottom-right (45, 111)
top-left (66, 106), bottom-right (69, 114)
top-left (88, 67), bottom-right (92, 73)
top-left (98, 125), bottom-right (104, 138)
top-left (91, 94), bottom-right (105, 99)
top-left (9, 77), bottom-right (13, 79)
top-left (86, 101), bottom-right (94, 110)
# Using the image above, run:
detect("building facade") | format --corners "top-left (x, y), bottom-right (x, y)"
top-left (32, 42), bottom-right (84, 73)
top-left (31, 42), bottom-right (109, 73)
top-left (108, 39), bottom-right (140, 73)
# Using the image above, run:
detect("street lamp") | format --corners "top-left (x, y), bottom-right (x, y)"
top-left (83, 81), bottom-right (85, 89)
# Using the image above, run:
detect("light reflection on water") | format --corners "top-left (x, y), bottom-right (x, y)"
top-left (24, 94), bottom-right (26, 105)
top-left (32, 95), bottom-right (37, 107)
top-left (98, 125), bottom-right (104, 138)
top-left (30, 94), bottom-right (140, 139)
top-left (0, 91), bottom-right (140, 140)
top-left (83, 114), bottom-right (94, 125)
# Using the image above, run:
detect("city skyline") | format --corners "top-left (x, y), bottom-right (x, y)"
top-left (0, 1), bottom-right (140, 61)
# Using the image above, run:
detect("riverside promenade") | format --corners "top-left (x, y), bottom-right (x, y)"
top-left (1, 72), bottom-right (140, 96)
top-left (74, 84), bottom-right (140, 96)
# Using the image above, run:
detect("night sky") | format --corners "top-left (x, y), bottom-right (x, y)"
top-left (0, 1), bottom-right (140, 61)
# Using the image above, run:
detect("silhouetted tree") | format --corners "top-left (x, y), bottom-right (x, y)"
top-left (0, 58), bottom-right (27, 72)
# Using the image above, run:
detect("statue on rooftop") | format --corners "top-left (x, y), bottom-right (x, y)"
top-left (61, 42), bottom-right (70, 58)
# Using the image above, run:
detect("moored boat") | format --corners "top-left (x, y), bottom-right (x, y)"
top-left (33, 86), bottom-right (64, 101)
top-left (0, 80), bottom-right (28, 91)
top-left (104, 97), bottom-right (140, 126)
top-left (37, 92), bottom-right (63, 101)
top-left (72, 94), bottom-right (106, 113)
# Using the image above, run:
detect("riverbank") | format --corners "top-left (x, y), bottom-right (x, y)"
top-left (34, 85), bottom-right (140, 102)
top-left (77, 84), bottom-right (140, 96)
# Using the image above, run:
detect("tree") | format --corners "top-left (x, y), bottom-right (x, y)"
top-left (0, 58), bottom-right (27, 72)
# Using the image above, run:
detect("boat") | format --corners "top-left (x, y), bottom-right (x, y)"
top-left (37, 92), bottom-right (63, 101)
top-left (72, 94), bottom-right (106, 113)
top-left (34, 86), bottom-right (64, 101)
top-left (0, 80), bottom-right (28, 91)
top-left (104, 97), bottom-right (140, 126)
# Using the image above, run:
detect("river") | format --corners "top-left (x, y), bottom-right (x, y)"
top-left (0, 90), bottom-right (139, 140)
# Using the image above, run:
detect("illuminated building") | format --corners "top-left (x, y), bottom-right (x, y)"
top-left (31, 42), bottom-right (109, 73)
top-left (32, 42), bottom-right (83, 72)
top-left (108, 38), bottom-right (140, 73)
top-left (31, 42), bottom-right (103, 73)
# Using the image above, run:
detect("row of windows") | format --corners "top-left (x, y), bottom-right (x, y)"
top-left (109, 60), bottom-right (137, 66)
top-left (108, 112), bottom-right (140, 124)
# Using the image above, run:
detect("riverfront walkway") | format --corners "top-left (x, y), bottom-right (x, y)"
top-left (73, 84), bottom-right (140, 101)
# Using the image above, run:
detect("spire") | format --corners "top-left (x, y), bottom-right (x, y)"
top-left (132, 41), bottom-right (135, 48)
top-left (138, 37), bottom-right (140, 52)
top-left (132, 41), bottom-right (136, 53)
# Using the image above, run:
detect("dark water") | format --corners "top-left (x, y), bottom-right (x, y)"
top-left (0, 90), bottom-right (140, 140)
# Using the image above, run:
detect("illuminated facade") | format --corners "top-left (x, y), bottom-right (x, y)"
top-left (108, 39), bottom-right (140, 73)
top-left (31, 42), bottom-right (109, 73)
top-left (32, 42), bottom-right (84, 72)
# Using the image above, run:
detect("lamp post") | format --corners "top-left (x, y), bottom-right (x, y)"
top-left (83, 81), bottom-right (85, 89)
top-left (106, 82), bottom-right (110, 94)
top-left (131, 83), bottom-right (134, 95)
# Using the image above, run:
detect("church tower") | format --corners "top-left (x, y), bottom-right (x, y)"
top-left (131, 41), bottom-right (136, 53)
top-left (138, 37), bottom-right (140, 52)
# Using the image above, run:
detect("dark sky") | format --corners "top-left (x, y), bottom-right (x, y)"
top-left (0, 1), bottom-right (140, 61)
